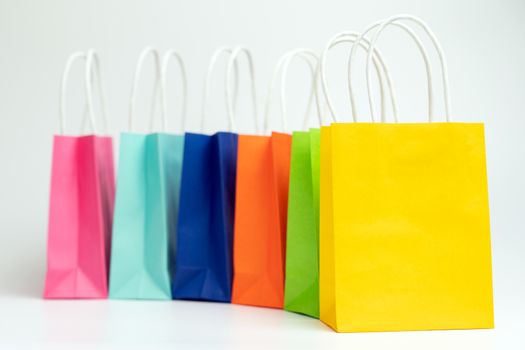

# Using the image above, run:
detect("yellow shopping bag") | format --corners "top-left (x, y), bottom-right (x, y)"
top-left (319, 15), bottom-right (494, 332)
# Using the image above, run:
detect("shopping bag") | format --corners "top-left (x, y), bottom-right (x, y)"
top-left (232, 132), bottom-right (292, 308)
top-left (109, 134), bottom-right (183, 299)
top-left (319, 16), bottom-right (494, 332)
top-left (109, 47), bottom-right (184, 300)
top-left (283, 129), bottom-right (320, 317)
top-left (170, 132), bottom-right (238, 301)
top-left (282, 36), bottom-right (391, 317)
top-left (170, 46), bottom-right (244, 302)
top-left (271, 47), bottom-right (322, 317)
top-left (44, 51), bottom-right (115, 299)
top-left (320, 123), bottom-right (494, 332)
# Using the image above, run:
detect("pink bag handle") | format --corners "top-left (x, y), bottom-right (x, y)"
top-left (59, 51), bottom-right (104, 135)
top-left (85, 49), bottom-right (109, 134)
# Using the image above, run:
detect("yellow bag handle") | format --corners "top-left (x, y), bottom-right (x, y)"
top-left (365, 14), bottom-right (451, 122)
top-left (320, 32), bottom-right (397, 123)
top-left (348, 21), bottom-right (432, 123)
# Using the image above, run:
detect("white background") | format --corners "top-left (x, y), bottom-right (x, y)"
top-left (0, 0), bottom-right (524, 349)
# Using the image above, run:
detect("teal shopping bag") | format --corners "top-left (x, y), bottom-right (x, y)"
top-left (109, 47), bottom-right (186, 299)
top-left (110, 134), bottom-right (183, 299)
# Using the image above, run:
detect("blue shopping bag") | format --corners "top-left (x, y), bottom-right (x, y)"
top-left (170, 132), bottom-right (238, 302)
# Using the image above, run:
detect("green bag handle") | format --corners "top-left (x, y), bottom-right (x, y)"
top-left (263, 49), bottom-right (320, 133)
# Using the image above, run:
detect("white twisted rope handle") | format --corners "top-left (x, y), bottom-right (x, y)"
top-left (320, 32), bottom-right (396, 123)
top-left (264, 49), bottom-right (320, 133)
top-left (85, 49), bottom-right (109, 134)
top-left (365, 14), bottom-right (451, 122)
top-left (201, 46), bottom-right (240, 133)
top-left (282, 51), bottom-right (322, 131)
top-left (161, 49), bottom-right (188, 133)
top-left (60, 52), bottom-right (89, 134)
top-left (129, 46), bottom-right (164, 132)
top-left (225, 46), bottom-right (259, 133)
top-left (348, 20), bottom-right (431, 122)
top-left (60, 51), bottom-right (106, 134)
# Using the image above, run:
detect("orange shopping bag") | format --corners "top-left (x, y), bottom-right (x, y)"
top-left (233, 133), bottom-right (291, 308)
top-left (230, 48), bottom-right (292, 309)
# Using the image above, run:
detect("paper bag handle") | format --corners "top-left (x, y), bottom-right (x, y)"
top-left (161, 50), bottom-right (188, 133)
top-left (320, 32), bottom-right (395, 123)
top-left (365, 15), bottom-right (451, 122)
top-left (225, 46), bottom-right (259, 133)
top-left (129, 46), bottom-right (164, 132)
top-left (85, 49), bottom-right (109, 134)
top-left (59, 51), bottom-right (105, 135)
top-left (263, 49), bottom-right (320, 133)
top-left (201, 46), bottom-right (241, 133)
top-left (347, 21), bottom-right (431, 123)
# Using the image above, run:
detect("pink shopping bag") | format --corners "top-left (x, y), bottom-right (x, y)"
top-left (44, 51), bottom-right (115, 299)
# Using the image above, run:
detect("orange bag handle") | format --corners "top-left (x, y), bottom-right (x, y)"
top-left (225, 47), bottom-right (259, 133)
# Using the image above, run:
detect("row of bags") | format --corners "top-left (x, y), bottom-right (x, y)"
top-left (44, 14), bottom-right (494, 333)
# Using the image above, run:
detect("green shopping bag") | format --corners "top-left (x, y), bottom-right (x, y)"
top-left (284, 128), bottom-right (321, 317)
top-left (283, 35), bottom-right (395, 317)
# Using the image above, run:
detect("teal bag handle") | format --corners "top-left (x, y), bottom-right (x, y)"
top-left (161, 50), bottom-right (188, 133)
top-left (128, 46), bottom-right (164, 132)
